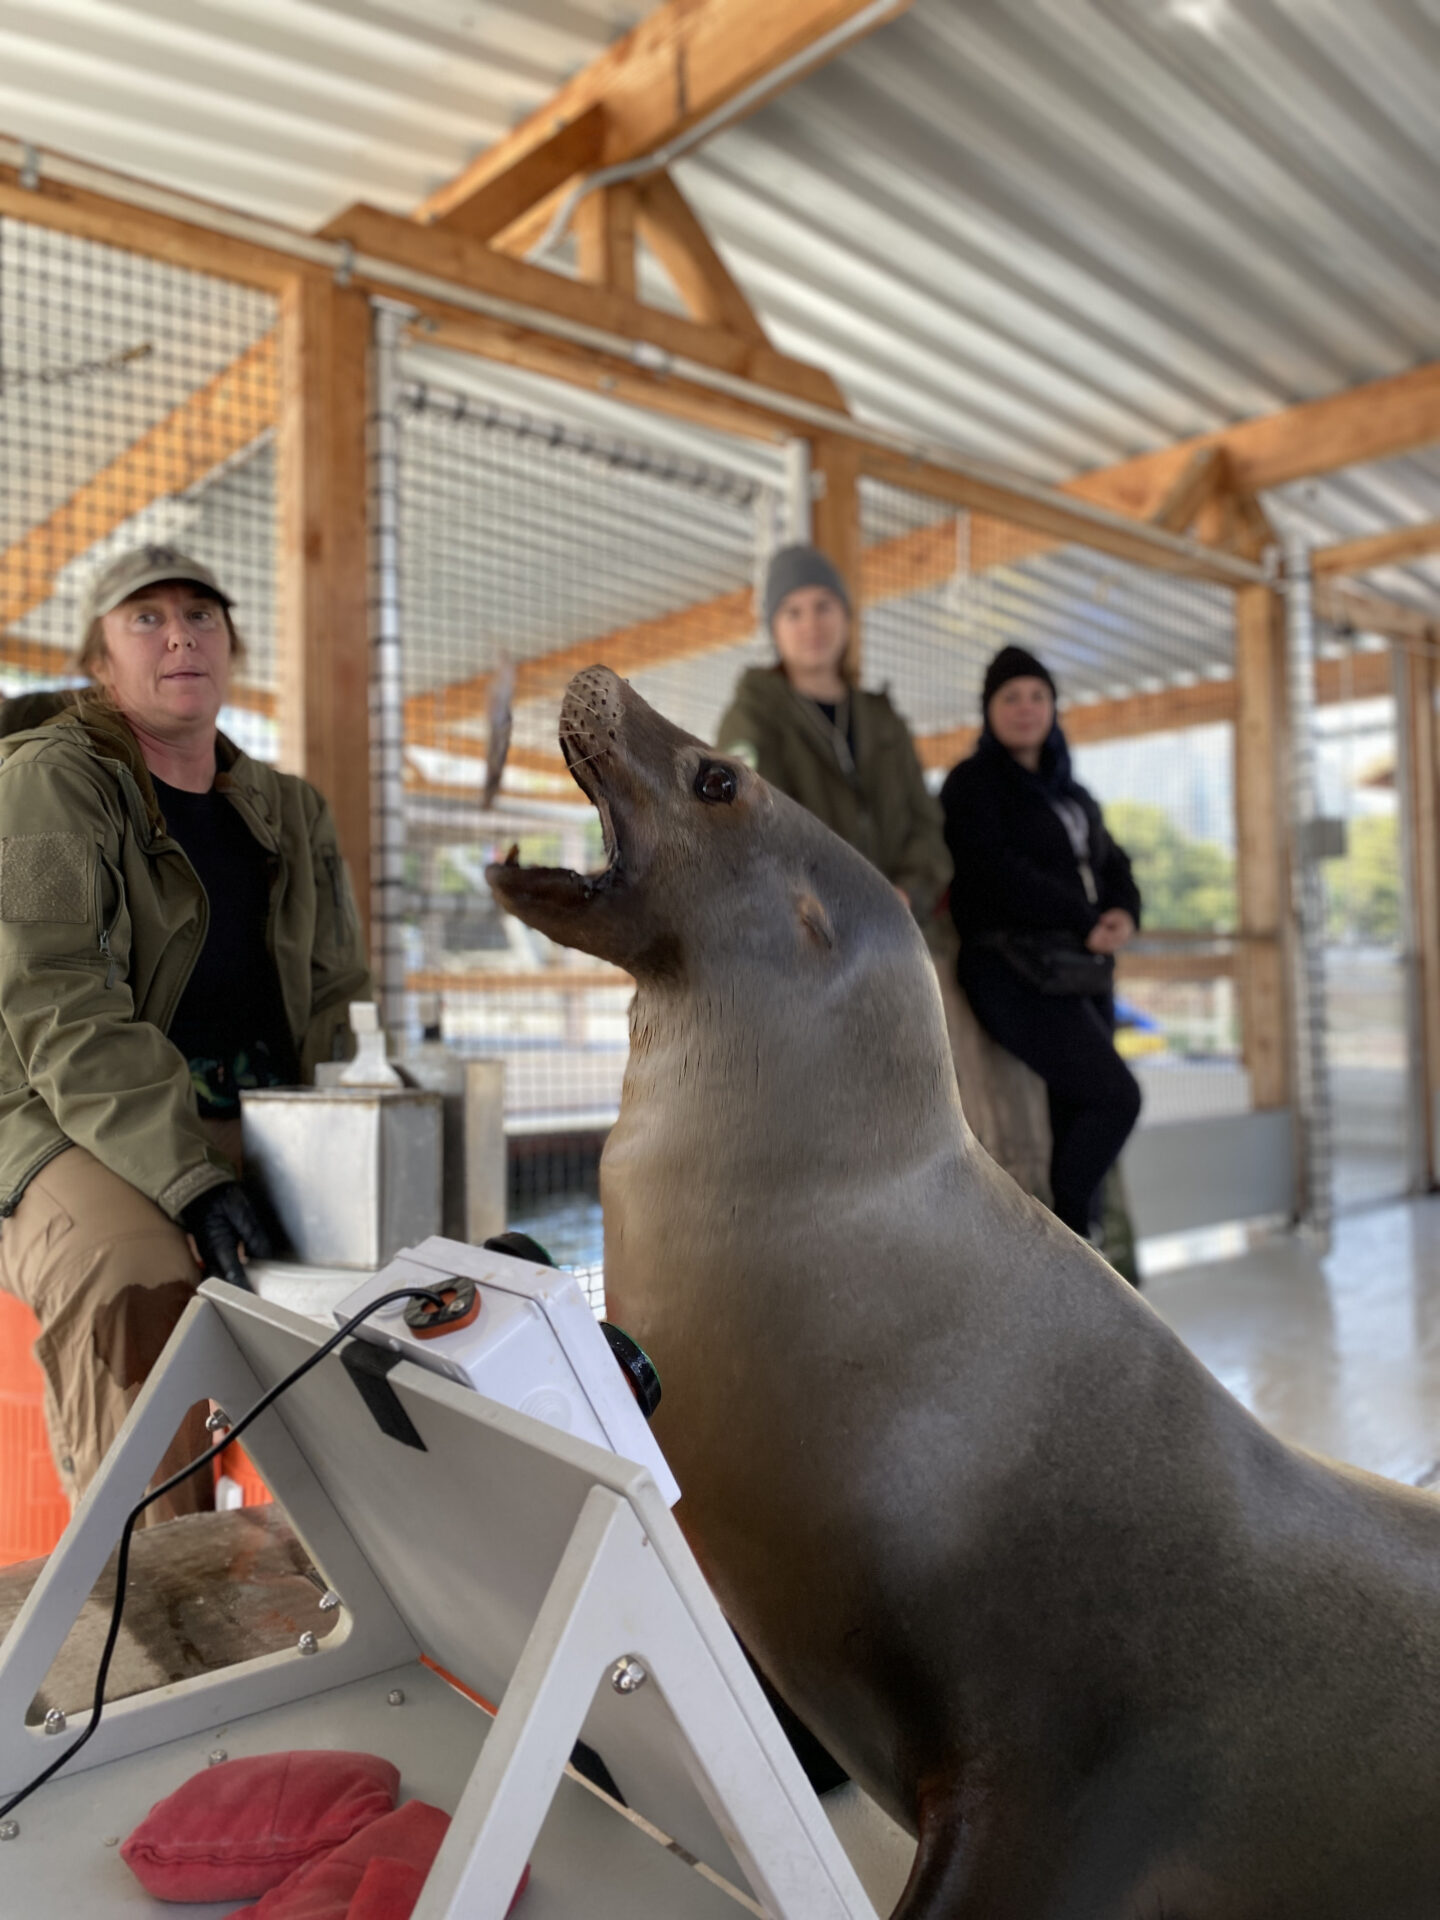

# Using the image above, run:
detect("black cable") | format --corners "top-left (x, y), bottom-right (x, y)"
top-left (0, 1284), bottom-right (445, 1820)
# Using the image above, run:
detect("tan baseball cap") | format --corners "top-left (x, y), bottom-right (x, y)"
top-left (80, 545), bottom-right (233, 637)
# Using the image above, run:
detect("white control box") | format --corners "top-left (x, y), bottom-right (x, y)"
top-left (333, 1236), bottom-right (681, 1507)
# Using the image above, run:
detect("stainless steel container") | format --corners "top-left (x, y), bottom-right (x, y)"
top-left (240, 1087), bottom-right (443, 1269)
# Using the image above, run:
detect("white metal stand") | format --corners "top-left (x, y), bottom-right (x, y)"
top-left (0, 1284), bottom-right (879, 1920)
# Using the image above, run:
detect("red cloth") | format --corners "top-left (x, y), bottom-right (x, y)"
top-left (227, 1801), bottom-right (531, 1920)
top-left (227, 1801), bottom-right (448, 1919)
top-left (121, 1750), bottom-right (400, 1902)
top-left (348, 1858), bottom-right (426, 1920)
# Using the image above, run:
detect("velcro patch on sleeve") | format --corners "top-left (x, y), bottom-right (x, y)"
top-left (0, 833), bottom-right (91, 924)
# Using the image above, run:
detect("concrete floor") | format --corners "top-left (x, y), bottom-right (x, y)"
top-left (1144, 1198), bottom-right (1440, 1487)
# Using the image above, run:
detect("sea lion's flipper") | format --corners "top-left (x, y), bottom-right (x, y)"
top-left (888, 1776), bottom-right (1047, 1920)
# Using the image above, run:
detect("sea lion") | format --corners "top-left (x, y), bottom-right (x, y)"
top-left (489, 665), bottom-right (1440, 1920)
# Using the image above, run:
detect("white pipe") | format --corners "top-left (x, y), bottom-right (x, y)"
top-left (782, 437), bottom-right (813, 545)
top-left (369, 298), bottom-right (411, 1041)
top-left (1391, 644), bottom-right (1431, 1194)
top-left (0, 133), bottom-right (1265, 589)
top-left (1284, 534), bottom-right (1333, 1246)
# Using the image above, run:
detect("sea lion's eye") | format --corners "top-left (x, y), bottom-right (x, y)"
top-left (695, 762), bottom-right (737, 805)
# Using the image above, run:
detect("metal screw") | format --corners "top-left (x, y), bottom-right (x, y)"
top-left (297, 1631), bottom-right (319, 1656)
top-left (208, 1750), bottom-right (228, 1766)
top-left (317, 1590), bottom-right (342, 1613)
top-left (610, 1656), bottom-right (648, 1695)
top-left (387, 1688), bottom-right (405, 1706)
top-left (43, 1708), bottom-right (66, 1735)
top-left (102, 1834), bottom-right (119, 1847)
top-left (205, 1409), bottom-right (230, 1433)
top-left (0, 1820), bottom-right (18, 1841)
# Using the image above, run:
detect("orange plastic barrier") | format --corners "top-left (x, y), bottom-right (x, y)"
top-left (214, 1439), bottom-right (273, 1509)
top-left (0, 1291), bottom-right (70, 1567)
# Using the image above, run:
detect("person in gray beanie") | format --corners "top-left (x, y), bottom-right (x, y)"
top-left (715, 544), bottom-right (950, 921)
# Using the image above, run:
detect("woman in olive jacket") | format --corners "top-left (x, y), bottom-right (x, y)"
top-left (941, 645), bottom-right (1142, 1242)
top-left (715, 545), bottom-right (950, 922)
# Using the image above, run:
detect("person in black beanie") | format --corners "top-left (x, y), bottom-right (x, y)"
top-left (940, 646), bottom-right (1142, 1254)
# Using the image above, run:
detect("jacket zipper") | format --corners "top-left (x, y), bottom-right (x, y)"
top-left (94, 849), bottom-right (119, 990)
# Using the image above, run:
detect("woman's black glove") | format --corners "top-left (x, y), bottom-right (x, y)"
top-left (179, 1182), bottom-right (274, 1288)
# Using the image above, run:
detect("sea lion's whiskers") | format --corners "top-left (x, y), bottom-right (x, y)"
top-left (559, 741), bottom-right (613, 778)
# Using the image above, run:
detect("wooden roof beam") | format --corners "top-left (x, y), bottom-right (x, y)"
top-left (406, 498), bottom-right (1434, 751)
top-left (423, 102), bottom-right (609, 243)
top-left (914, 648), bottom-right (1403, 773)
top-left (1313, 518), bottom-right (1440, 579)
top-left (573, 181), bottom-right (639, 299)
top-left (0, 334), bottom-right (276, 631)
top-left (411, 642), bottom-right (1409, 787)
top-left (1314, 580), bottom-right (1437, 645)
top-left (1149, 445), bottom-right (1229, 535)
top-left (322, 202), bottom-right (846, 417)
top-left (634, 171), bottom-right (768, 343)
top-left (1074, 362), bottom-right (1440, 522)
top-left (412, 0), bottom-right (915, 255)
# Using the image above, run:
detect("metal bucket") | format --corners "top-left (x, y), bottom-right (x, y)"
top-left (240, 1086), bottom-right (443, 1268)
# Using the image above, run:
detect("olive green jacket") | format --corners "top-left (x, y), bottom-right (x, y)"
top-left (716, 667), bottom-right (951, 918)
top-left (0, 702), bottom-right (369, 1220)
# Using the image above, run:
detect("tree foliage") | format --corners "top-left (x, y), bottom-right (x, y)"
top-left (1102, 800), bottom-right (1236, 934)
top-left (1324, 811), bottom-right (1401, 944)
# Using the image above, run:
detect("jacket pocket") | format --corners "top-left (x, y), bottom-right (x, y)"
top-left (92, 848), bottom-right (123, 989)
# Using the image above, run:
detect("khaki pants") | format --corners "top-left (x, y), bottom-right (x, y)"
top-left (0, 1145), bottom-right (219, 1525)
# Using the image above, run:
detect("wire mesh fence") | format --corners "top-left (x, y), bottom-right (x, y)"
top-left (858, 476), bottom-right (1245, 1128)
top-left (0, 214), bottom-right (278, 754)
top-left (392, 371), bottom-right (779, 1263)
top-left (0, 194), bottom-right (1325, 1263)
top-left (1311, 635), bottom-right (1409, 1211)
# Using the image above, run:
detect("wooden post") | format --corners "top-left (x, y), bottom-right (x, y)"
top-left (574, 184), bottom-right (639, 299)
top-left (1234, 583), bottom-right (1292, 1111)
top-left (1399, 643), bottom-right (1440, 1187)
top-left (634, 172), bottom-right (768, 341)
top-left (810, 434), bottom-right (862, 678)
top-left (276, 273), bottom-right (373, 940)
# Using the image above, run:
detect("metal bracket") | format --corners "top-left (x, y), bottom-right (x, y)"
top-left (334, 239), bottom-right (355, 289)
top-left (19, 145), bottom-right (40, 192)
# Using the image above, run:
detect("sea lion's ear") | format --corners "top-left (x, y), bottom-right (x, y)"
top-left (794, 891), bottom-right (835, 951)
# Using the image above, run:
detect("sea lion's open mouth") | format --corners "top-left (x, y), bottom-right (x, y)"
top-left (560, 722), bottom-right (621, 875)
top-left (486, 677), bottom-right (624, 919)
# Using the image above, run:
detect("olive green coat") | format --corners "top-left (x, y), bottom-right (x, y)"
top-left (0, 703), bottom-right (369, 1220)
top-left (715, 667), bottom-right (951, 917)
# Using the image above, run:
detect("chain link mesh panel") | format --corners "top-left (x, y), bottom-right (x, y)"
top-left (0, 216), bottom-right (278, 756)
top-left (394, 374), bottom-right (778, 1270)
top-left (1312, 634), bottom-right (1407, 1211)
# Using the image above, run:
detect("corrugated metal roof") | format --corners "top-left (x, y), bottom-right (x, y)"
top-left (2, 0), bottom-right (1438, 616)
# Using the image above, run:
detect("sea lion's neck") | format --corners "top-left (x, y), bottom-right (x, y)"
top-left (619, 955), bottom-right (966, 1187)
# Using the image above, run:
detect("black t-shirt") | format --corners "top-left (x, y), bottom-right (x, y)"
top-left (153, 774), bottom-right (299, 1120)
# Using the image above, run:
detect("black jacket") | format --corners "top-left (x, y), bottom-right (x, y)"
top-left (940, 727), bottom-right (1141, 944)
